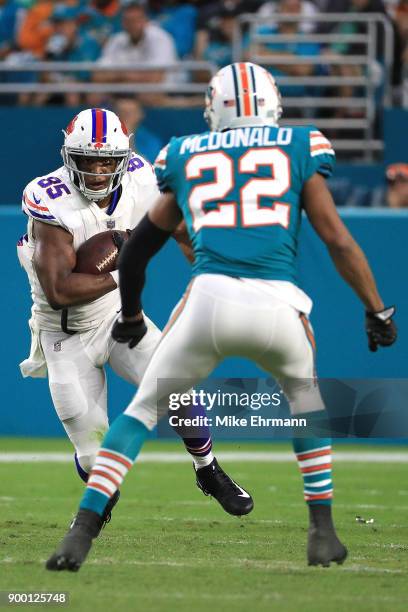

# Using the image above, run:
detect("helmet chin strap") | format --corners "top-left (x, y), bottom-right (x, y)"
top-left (84, 187), bottom-right (111, 202)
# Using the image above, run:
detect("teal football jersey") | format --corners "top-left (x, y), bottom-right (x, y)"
top-left (155, 125), bottom-right (335, 284)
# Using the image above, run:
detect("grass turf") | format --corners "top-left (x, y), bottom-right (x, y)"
top-left (1, 440), bottom-right (408, 612)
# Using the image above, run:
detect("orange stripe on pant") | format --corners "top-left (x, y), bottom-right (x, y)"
top-left (161, 281), bottom-right (194, 338)
top-left (299, 313), bottom-right (316, 351)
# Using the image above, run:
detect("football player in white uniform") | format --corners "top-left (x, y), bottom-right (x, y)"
top-left (18, 108), bottom-right (253, 533)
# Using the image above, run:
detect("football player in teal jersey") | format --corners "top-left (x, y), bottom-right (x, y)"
top-left (47, 62), bottom-right (397, 571)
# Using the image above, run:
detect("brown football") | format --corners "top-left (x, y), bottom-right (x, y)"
top-left (74, 230), bottom-right (130, 274)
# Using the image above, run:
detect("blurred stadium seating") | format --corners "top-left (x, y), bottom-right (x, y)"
top-left (1, 1), bottom-right (407, 436)
top-left (0, 0), bottom-right (407, 205)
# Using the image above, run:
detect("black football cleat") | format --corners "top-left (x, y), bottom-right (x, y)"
top-left (100, 489), bottom-right (120, 529)
top-left (46, 509), bottom-right (102, 572)
top-left (70, 490), bottom-right (120, 535)
top-left (307, 505), bottom-right (348, 567)
top-left (195, 458), bottom-right (254, 516)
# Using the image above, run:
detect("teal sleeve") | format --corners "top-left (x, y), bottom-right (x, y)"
top-left (154, 138), bottom-right (177, 193)
top-left (304, 126), bottom-right (336, 181)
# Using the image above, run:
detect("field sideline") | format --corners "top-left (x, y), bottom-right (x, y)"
top-left (1, 439), bottom-right (407, 612)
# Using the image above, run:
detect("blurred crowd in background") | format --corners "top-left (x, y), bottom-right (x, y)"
top-left (1, 0), bottom-right (408, 105)
top-left (1, 0), bottom-right (407, 207)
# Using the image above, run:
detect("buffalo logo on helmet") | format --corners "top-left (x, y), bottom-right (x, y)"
top-left (119, 119), bottom-right (129, 136)
top-left (65, 115), bottom-right (78, 135)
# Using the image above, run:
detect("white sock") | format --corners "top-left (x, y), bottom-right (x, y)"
top-left (192, 451), bottom-right (214, 469)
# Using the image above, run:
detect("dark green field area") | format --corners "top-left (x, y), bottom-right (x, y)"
top-left (1, 440), bottom-right (407, 612)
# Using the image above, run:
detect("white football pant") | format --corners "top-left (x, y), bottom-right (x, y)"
top-left (125, 274), bottom-right (324, 429)
top-left (40, 309), bottom-right (161, 473)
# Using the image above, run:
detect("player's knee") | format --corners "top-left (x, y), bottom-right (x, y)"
top-left (49, 382), bottom-right (88, 421)
top-left (282, 380), bottom-right (325, 416)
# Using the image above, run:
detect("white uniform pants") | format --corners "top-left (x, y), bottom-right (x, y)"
top-left (40, 309), bottom-right (161, 472)
top-left (126, 274), bottom-right (324, 429)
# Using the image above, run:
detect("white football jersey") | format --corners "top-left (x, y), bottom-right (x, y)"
top-left (18, 154), bottom-right (159, 332)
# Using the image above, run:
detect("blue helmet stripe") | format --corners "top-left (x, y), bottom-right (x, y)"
top-left (91, 108), bottom-right (96, 143)
top-left (249, 64), bottom-right (258, 115)
top-left (102, 109), bottom-right (107, 143)
top-left (231, 64), bottom-right (241, 117)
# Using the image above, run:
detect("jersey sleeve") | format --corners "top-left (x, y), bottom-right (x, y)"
top-left (304, 127), bottom-right (336, 181)
top-left (22, 182), bottom-right (61, 227)
top-left (128, 153), bottom-right (161, 214)
top-left (154, 140), bottom-right (176, 193)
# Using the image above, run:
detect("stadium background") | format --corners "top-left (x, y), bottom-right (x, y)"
top-left (1, 0), bottom-right (407, 437)
top-left (1, 5), bottom-right (408, 610)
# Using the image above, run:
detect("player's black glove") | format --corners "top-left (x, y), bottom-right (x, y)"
top-left (365, 306), bottom-right (397, 352)
top-left (111, 315), bottom-right (148, 348)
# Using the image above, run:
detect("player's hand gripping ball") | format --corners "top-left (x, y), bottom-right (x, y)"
top-left (74, 230), bottom-right (131, 274)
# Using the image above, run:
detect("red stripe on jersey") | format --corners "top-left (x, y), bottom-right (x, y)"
top-left (311, 143), bottom-right (332, 152)
top-left (24, 193), bottom-right (50, 213)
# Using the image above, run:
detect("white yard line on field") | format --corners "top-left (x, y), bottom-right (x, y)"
top-left (1, 556), bottom-right (404, 575)
top-left (0, 451), bottom-right (407, 463)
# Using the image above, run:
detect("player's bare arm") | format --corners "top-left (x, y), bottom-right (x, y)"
top-left (33, 220), bottom-right (117, 310)
top-left (303, 173), bottom-right (397, 350)
top-left (172, 220), bottom-right (194, 264)
top-left (303, 174), bottom-right (383, 311)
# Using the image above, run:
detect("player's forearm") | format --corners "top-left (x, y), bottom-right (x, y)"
top-left (119, 214), bottom-right (172, 318)
top-left (328, 238), bottom-right (384, 312)
top-left (46, 272), bottom-right (117, 310)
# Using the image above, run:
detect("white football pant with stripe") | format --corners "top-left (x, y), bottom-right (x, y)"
top-left (125, 274), bottom-right (325, 428)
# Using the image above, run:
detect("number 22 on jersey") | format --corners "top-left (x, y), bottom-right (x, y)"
top-left (185, 148), bottom-right (290, 232)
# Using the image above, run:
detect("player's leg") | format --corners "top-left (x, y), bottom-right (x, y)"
top-left (89, 284), bottom-right (253, 516)
top-left (187, 276), bottom-right (345, 565)
top-left (40, 330), bottom-right (120, 530)
top-left (46, 280), bottom-right (253, 571)
top-left (255, 305), bottom-right (347, 567)
top-left (41, 330), bottom-right (109, 479)
top-left (107, 313), bottom-right (215, 469)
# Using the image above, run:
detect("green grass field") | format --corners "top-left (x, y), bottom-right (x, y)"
top-left (1, 439), bottom-right (408, 612)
